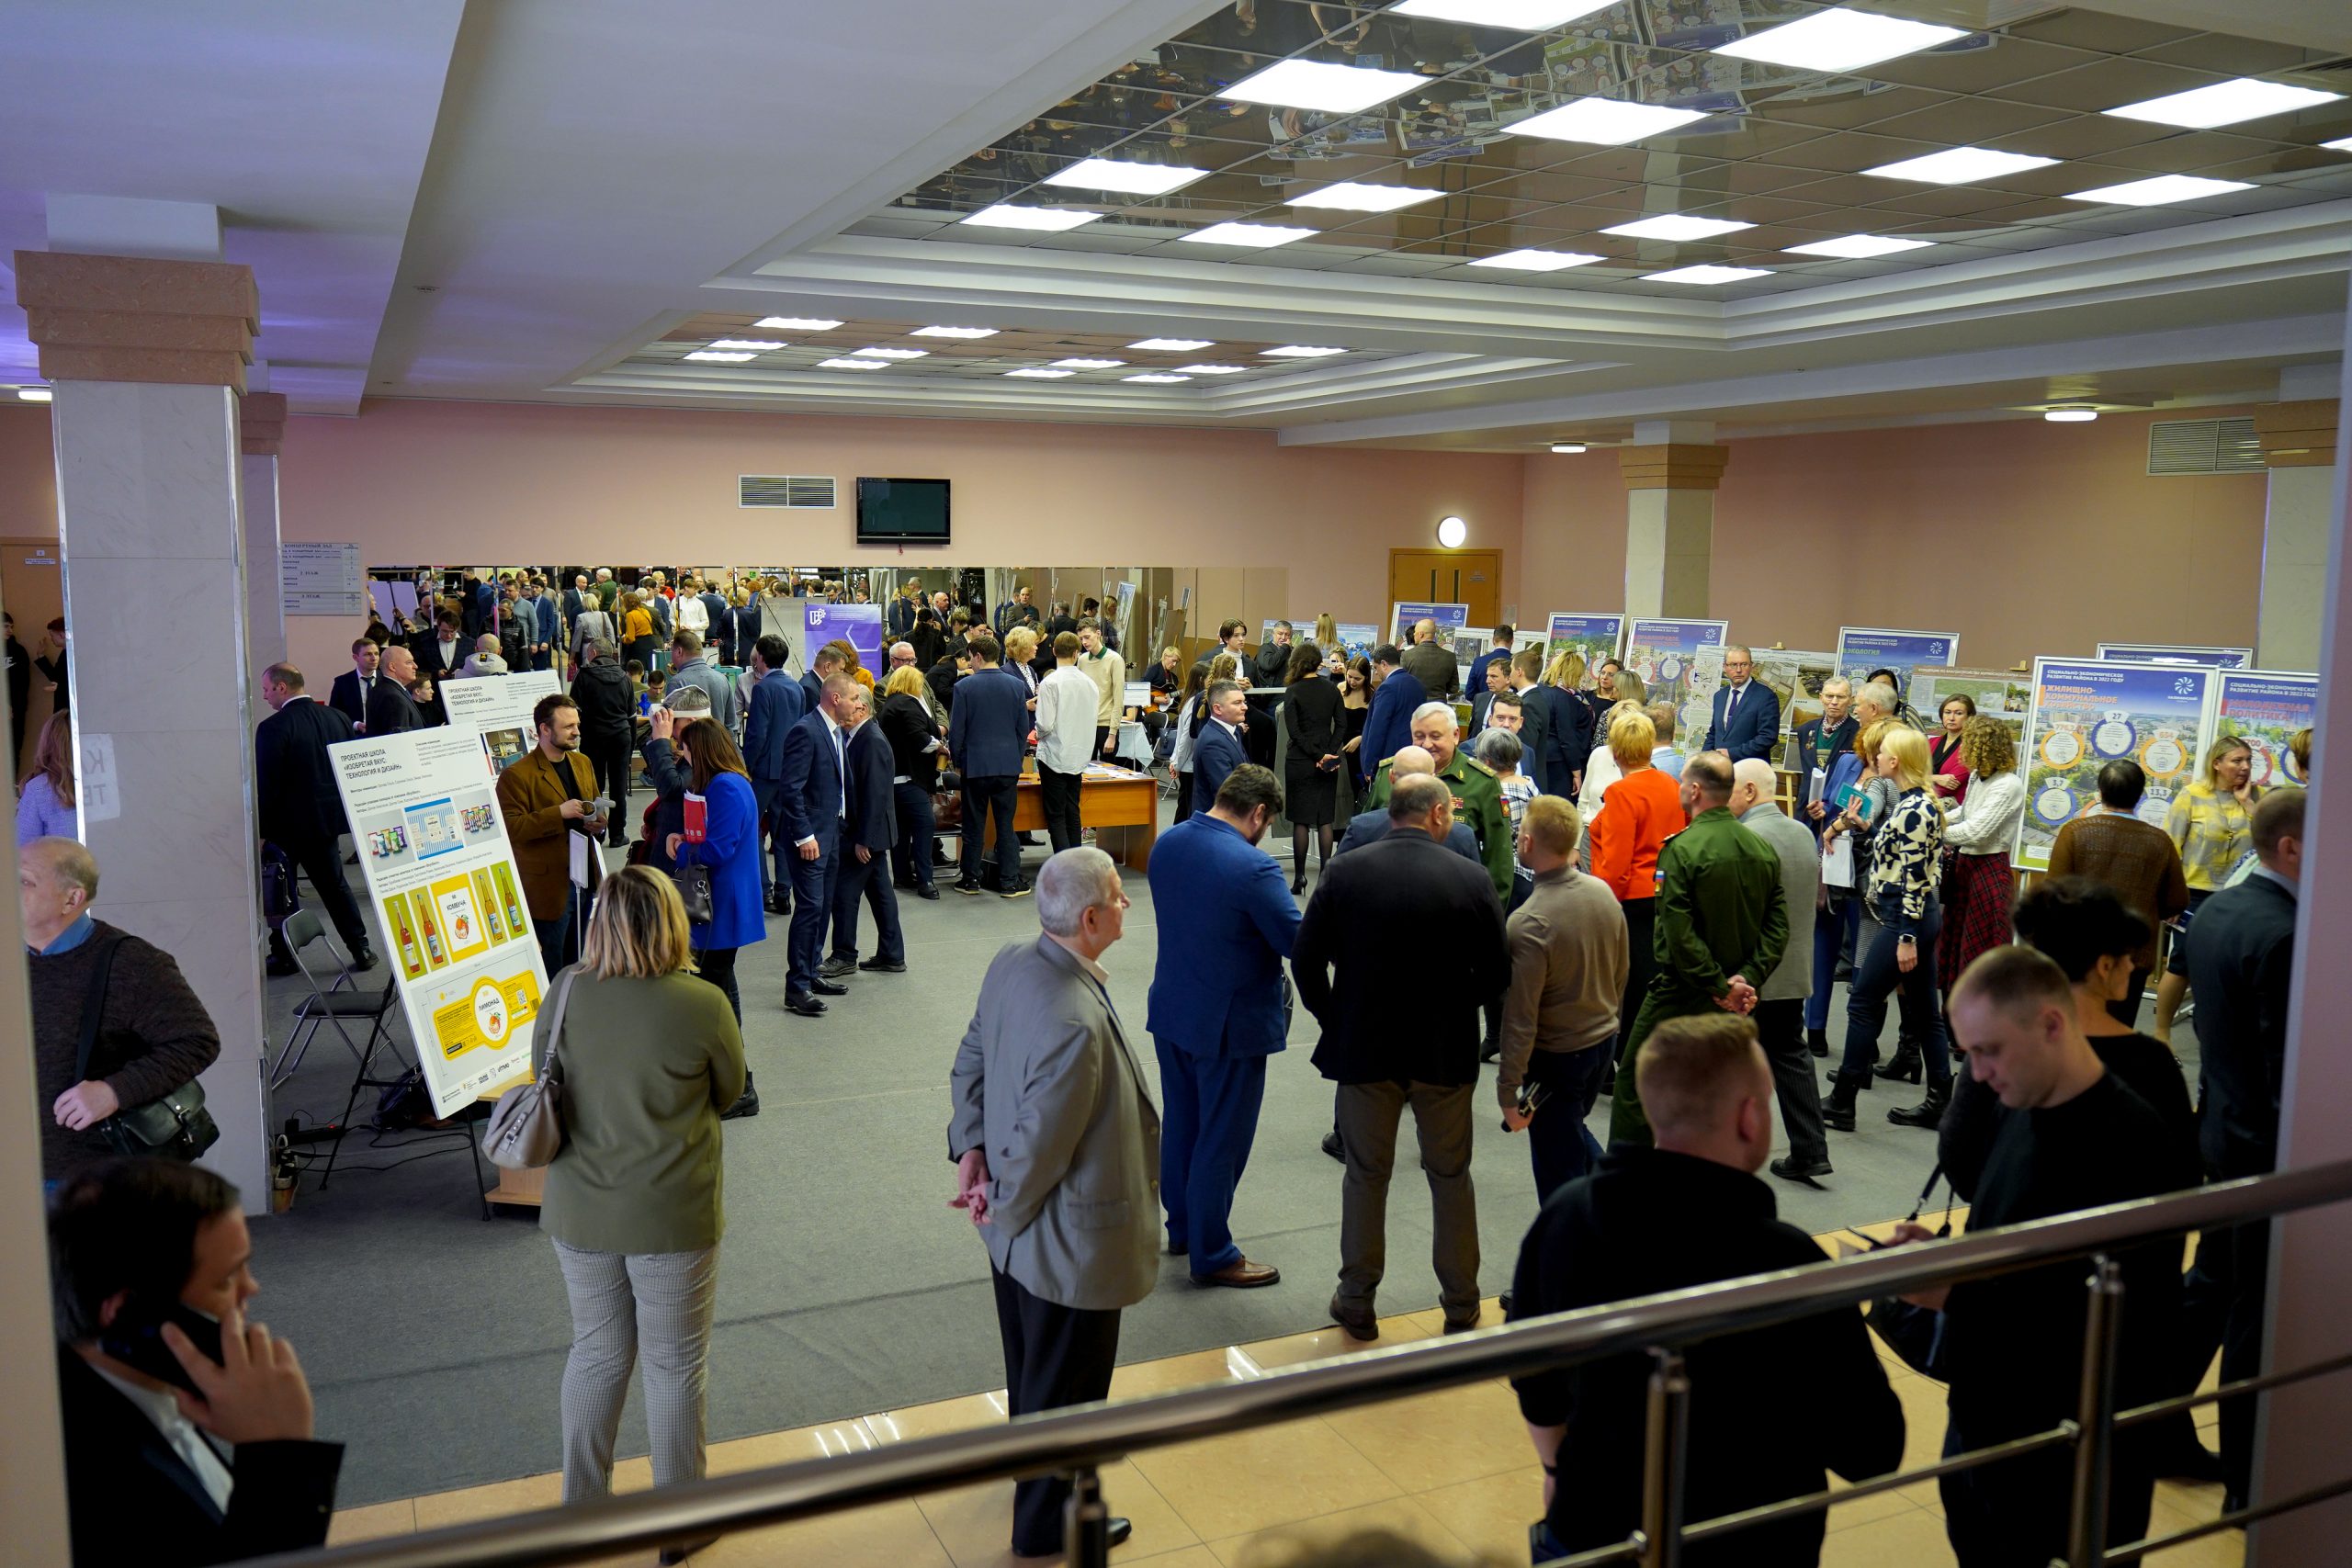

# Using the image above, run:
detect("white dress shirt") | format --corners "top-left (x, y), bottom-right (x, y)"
top-left (1035, 663), bottom-right (1098, 774)
top-left (794, 711), bottom-right (848, 849)
top-left (94, 1362), bottom-right (234, 1512)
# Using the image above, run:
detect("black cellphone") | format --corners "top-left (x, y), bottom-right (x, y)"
top-left (99, 1297), bottom-right (225, 1396)
top-left (1845, 1228), bottom-right (1892, 1252)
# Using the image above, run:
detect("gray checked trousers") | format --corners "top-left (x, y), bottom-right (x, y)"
top-left (551, 1239), bottom-right (720, 1503)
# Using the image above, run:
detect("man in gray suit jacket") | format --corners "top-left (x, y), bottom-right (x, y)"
top-left (949, 846), bottom-right (1160, 1557)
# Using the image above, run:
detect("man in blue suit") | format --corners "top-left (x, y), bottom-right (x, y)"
top-left (1147, 763), bottom-right (1298, 1288)
top-left (1703, 645), bottom-right (1781, 763)
top-left (1357, 645), bottom-right (1425, 786)
top-left (777, 673), bottom-right (854, 1016)
top-left (948, 634), bottom-right (1033, 897)
top-left (824, 685), bottom-right (905, 978)
top-left (1192, 679), bottom-right (1249, 807)
top-left (741, 634), bottom-right (804, 913)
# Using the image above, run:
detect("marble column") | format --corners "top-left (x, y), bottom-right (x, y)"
top-left (15, 249), bottom-right (273, 1207)
top-left (1618, 424), bottom-right (1726, 620)
top-left (2253, 397), bottom-right (2336, 672)
top-left (242, 389), bottom-right (287, 669)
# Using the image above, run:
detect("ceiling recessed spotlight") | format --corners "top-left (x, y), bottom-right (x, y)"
top-left (1436, 515), bottom-right (1468, 548)
top-left (1289, 181), bottom-right (1442, 212)
top-left (684, 350), bottom-right (756, 362)
top-left (1179, 220), bottom-right (1317, 247)
top-left (1862, 147), bottom-right (2058, 185)
top-left (17, 386), bottom-right (52, 402)
top-left (707, 338), bottom-right (790, 351)
top-left (754, 316), bottom-right (842, 331)
top-left (1043, 157), bottom-right (1210, 195)
top-left (1124, 373), bottom-right (1193, 384)
top-left (1130, 337), bottom-right (1215, 351)
top-left (2064, 174), bottom-right (2256, 207)
top-left (818, 356), bottom-right (889, 370)
top-left (1506, 96), bottom-right (1708, 145)
top-left (1175, 364), bottom-right (1250, 375)
top-left (1050, 357), bottom-right (1126, 369)
top-left (1468, 247), bottom-right (1606, 271)
top-left (1549, 442), bottom-right (1586, 454)
top-left (960, 204), bottom-right (1103, 231)
top-left (1713, 7), bottom-right (1966, 71)
top-left (1392, 0), bottom-right (1616, 28)
top-left (1005, 367), bottom-right (1075, 378)
top-left (2045, 406), bottom-right (2098, 423)
top-left (851, 346), bottom-right (928, 358)
top-left (1261, 345), bottom-right (1348, 358)
top-left (2106, 77), bottom-right (2341, 130)
top-left (1221, 58), bottom-right (1423, 115)
top-left (1603, 214), bottom-right (1754, 241)
top-left (1782, 233), bottom-right (1937, 258)
top-left (911, 325), bottom-right (999, 338)
top-left (1644, 264), bottom-right (1773, 284)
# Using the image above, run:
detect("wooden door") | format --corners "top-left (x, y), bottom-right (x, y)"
top-left (1389, 549), bottom-right (1502, 624)
top-left (1, 538), bottom-right (63, 783)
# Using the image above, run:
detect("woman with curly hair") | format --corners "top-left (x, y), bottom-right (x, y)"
top-left (1928, 714), bottom-right (2026, 1015)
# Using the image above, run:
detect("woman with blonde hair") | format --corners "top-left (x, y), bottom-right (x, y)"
top-left (1825, 726), bottom-right (1951, 1133)
top-left (1574, 699), bottom-right (1645, 826)
top-left (2154, 735), bottom-right (2261, 1043)
top-left (1932, 716), bottom-right (2026, 1012)
top-left (1587, 707), bottom-right (1683, 1038)
top-left (17, 710), bottom-right (77, 844)
top-left (1528, 648), bottom-right (1589, 801)
top-left (1313, 612), bottom-right (1338, 651)
top-left (541, 866), bottom-right (745, 1516)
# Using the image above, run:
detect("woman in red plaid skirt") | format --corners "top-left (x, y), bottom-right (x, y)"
top-left (1932, 716), bottom-right (2028, 1000)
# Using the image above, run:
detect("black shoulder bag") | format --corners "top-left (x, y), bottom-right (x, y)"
top-left (76, 938), bottom-right (221, 1162)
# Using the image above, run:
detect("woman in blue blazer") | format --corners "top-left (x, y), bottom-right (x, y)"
top-left (666, 716), bottom-right (768, 1025)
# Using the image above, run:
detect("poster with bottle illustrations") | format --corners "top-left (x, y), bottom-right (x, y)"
top-left (1544, 614), bottom-right (1625, 685)
top-left (331, 725), bottom-right (551, 1116)
top-left (1909, 667), bottom-right (2032, 749)
top-left (2016, 658), bottom-right (2216, 873)
top-left (2095, 643), bottom-right (2253, 669)
top-left (438, 671), bottom-right (562, 777)
top-left (1750, 649), bottom-right (1839, 767)
top-left (2212, 670), bottom-right (2317, 789)
top-left (1836, 627), bottom-right (1960, 694)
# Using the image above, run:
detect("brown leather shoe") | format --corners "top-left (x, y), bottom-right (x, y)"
top-left (1191, 1258), bottom-right (1281, 1289)
top-left (1329, 1294), bottom-right (1378, 1340)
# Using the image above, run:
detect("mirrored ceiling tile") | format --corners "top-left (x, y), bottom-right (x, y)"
top-left (1744, 79), bottom-right (1949, 132)
top-left (1984, 111), bottom-right (2205, 162)
top-left (1860, 95), bottom-right (2080, 145)
top-left (1751, 129), bottom-right (1948, 175)
top-left (2005, 11), bottom-right (2202, 55)
top-left (1453, 166), bottom-right (1638, 205)
top-left (1858, 35), bottom-right (2106, 95)
top-left (1849, 183), bottom-right (2051, 220)
top-left (2128, 34), bottom-right (2334, 75)
top-left (1980, 55), bottom-right (2222, 113)
top-left (2188, 149), bottom-right (2352, 179)
top-left (1634, 117), bottom-right (1836, 160)
top-left (2064, 128), bottom-right (2291, 173)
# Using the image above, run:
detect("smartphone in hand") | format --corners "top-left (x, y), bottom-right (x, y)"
top-left (100, 1297), bottom-right (225, 1396)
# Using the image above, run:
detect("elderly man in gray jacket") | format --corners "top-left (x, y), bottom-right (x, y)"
top-left (1730, 757), bottom-right (1831, 1188)
top-left (950, 846), bottom-right (1161, 1557)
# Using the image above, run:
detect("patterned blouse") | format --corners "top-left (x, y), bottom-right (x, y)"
top-left (2165, 782), bottom-right (2255, 892)
top-left (1867, 786), bottom-right (1945, 936)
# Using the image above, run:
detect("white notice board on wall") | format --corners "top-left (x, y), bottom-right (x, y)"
top-left (283, 542), bottom-right (367, 615)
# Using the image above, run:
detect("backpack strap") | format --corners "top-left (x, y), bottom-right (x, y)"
top-left (73, 934), bottom-right (124, 1084)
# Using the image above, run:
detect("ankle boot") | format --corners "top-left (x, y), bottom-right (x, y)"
top-left (1882, 1043), bottom-right (1923, 1085)
top-left (1821, 1076), bottom-right (1860, 1133)
top-left (1887, 1077), bottom-right (1951, 1130)
top-left (1807, 1027), bottom-right (1829, 1059)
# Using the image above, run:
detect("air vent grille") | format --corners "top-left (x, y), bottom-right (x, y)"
top-left (2147, 418), bottom-right (2263, 476)
top-left (740, 475), bottom-right (836, 509)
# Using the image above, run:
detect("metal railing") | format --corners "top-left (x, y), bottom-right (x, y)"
top-left (243, 1158), bottom-right (2352, 1568)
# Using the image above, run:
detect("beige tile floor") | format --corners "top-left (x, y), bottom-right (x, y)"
top-left (327, 1215), bottom-right (2240, 1567)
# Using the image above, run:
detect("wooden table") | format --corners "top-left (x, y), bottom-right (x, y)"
top-left (477, 1082), bottom-right (545, 1210)
top-left (974, 766), bottom-right (1161, 872)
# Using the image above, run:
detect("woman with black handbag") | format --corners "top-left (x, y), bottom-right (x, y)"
top-left (663, 717), bottom-right (764, 1032)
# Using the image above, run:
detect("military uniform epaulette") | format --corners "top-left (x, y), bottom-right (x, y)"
top-left (1460, 756), bottom-right (1498, 779)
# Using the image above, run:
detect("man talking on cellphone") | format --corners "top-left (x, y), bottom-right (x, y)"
top-left (50, 1159), bottom-right (343, 1565)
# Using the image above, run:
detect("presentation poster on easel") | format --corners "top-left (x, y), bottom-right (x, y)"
top-left (1753, 649), bottom-right (1840, 764)
top-left (1909, 667), bottom-right (2032, 747)
top-left (1836, 626), bottom-right (1960, 691)
top-left (1622, 618), bottom-right (1727, 699)
top-left (2213, 670), bottom-right (2317, 789)
top-left (330, 728), bottom-right (550, 1115)
top-left (439, 671), bottom-right (562, 774)
top-left (2096, 643), bottom-right (2254, 669)
top-left (1390, 601), bottom-right (1469, 649)
top-left (2016, 658), bottom-right (2216, 873)
top-left (1543, 614), bottom-right (1625, 683)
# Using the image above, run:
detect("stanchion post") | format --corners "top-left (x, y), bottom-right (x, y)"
top-left (1638, 1348), bottom-right (1691, 1568)
top-left (1064, 1463), bottom-right (1110, 1568)
top-left (2068, 1255), bottom-right (2125, 1568)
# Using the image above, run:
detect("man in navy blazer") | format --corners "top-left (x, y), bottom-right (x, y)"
top-left (1357, 646), bottom-right (1425, 785)
top-left (255, 664), bottom-right (375, 970)
top-left (1146, 764), bottom-right (1300, 1288)
top-left (1192, 679), bottom-right (1249, 808)
top-left (825, 685), bottom-right (905, 976)
top-left (947, 636), bottom-right (1033, 897)
top-left (327, 638), bottom-right (381, 731)
top-left (777, 674), bottom-right (854, 1016)
top-left (741, 634), bottom-right (804, 912)
top-left (1703, 646), bottom-right (1781, 763)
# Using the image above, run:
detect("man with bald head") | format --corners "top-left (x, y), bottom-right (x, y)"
top-left (1400, 616), bottom-right (1459, 701)
top-left (1332, 746), bottom-right (1479, 863)
top-left (368, 644), bottom-right (426, 733)
top-left (1366, 701), bottom-right (1513, 901)
top-left (1730, 757), bottom-right (1830, 1186)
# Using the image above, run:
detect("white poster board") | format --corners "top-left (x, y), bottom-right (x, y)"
top-left (438, 671), bottom-right (563, 777)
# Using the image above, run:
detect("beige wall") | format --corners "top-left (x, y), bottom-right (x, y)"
top-left (0, 405), bottom-right (57, 538)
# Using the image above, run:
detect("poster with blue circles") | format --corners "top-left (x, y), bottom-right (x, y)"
top-left (2017, 657), bottom-right (2216, 872)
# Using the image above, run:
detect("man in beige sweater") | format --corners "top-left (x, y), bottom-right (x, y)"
top-left (1079, 617), bottom-right (1126, 760)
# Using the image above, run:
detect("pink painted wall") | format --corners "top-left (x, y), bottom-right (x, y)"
top-left (1516, 448), bottom-right (1629, 629)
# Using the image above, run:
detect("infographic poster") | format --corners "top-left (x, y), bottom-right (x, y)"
top-left (330, 727), bottom-right (549, 1115)
top-left (805, 601), bottom-right (884, 671)
top-left (438, 671), bottom-right (561, 777)
top-left (2097, 643), bottom-right (2253, 670)
top-left (1837, 627), bottom-right (1960, 693)
top-left (1389, 602), bottom-right (1470, 649)
top-left (1544, 614), bottom-right (1625, 685)
top-left (1910, 667), bottom-right (2032, 749)
top-left (2017, 658), bottom-right (2215, 872)
top-left (2213, 671), bottom-right (2317, 789)
top-left (1754, 649), bottom-right (1840, 766)
top-left (1329, 623), bottom-right (1380, 667)
top-left (1622, 618), bottom-right (1727, 699)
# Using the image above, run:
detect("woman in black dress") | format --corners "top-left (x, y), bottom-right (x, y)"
top-left (1280, 642), bottom-right (1344, 894)
top-left (1338, 655), bottom-right (1373, 808)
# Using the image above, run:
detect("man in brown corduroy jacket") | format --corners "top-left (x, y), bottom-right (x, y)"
top-left (495, 693), bottom-right (605, 975)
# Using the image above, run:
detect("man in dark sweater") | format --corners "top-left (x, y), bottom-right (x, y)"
top-left (26, 839), bottom-right (222, 1183)
top-left (1911, 944), bottom-right (2197, 1566)
top-left (1510, 1012), bottom-right (1902, 1566)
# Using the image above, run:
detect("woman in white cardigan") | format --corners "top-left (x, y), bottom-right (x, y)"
top-left (1936, 715), bottom-right (2028, 996)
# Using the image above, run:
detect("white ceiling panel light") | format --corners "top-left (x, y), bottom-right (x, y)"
top-left (851, 346), bottom-right (927, 358)
top-left (1261, 345), bottom-right (1349, 358)
top-left (911, 325), bottom-right (998, 339)
top-left (1289, 180), bottom-right (1442, 212)
top-left (2064, 174), bottom-right (2256, 207)
top-left (2105, 77), bottom-right (2341, 130)
top-left (1175, 364), bottom-right (1251, 375)
top-left (1050, 357), bottom-right (1126, 369)
top-left (1782, 233), bottom-right (1936, 258)
top-left (754, 316), bottom-right (842, 332)
top-left (1713, 7), bottom-right (1966, 72)
top-left (1602, 214), bottom-right (1753, 241)
top-left (2044, 406), bottom-right (2098, 422)
top-left (17, 386), bottom-right (52, 402)
top-left (1221, 58), bottom-right (1423, 114)
top-left (1549, 442), bottom-right (1586, 454)
top-left (818, 357), bottom-right (889, 370)
top-left (1178, 220), bottom-right (1317, 247)
top-left (960, 204), bottom-right (1103, 231)
top-left (1043, 157), bottom-right (1210, 195)
top-left (1507, 96), bottom-right (1708, 145)
top-left (1130, 337), bottom-right (1215, 351)
top-left (1645, 264), bottom-right (1773, 284)
top-left (1392, 0), bottom-right (1616, 28)
top-left (1436, 515), bottom-right (1468, 547)
top-left (684, 350), bottom-right (756, 362)
top-left (1005, 367), bottom-right (1075, 378)
top-left (1862, 147), bottom-right (2058, 185)
top-left (1124, 373), bottom-right (1192, 384)
top-left (1468, 247), bottom-right (1605, 271)
top-left (707, 338), bottom-right (791, 351)
top-left (2327, 137), bottom-right (2352, 152)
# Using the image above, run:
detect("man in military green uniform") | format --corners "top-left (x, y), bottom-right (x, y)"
top-left (1367, 701), bottom-right (1513, 903)
top-left (1608, 750), bottom-right (1789, 1149)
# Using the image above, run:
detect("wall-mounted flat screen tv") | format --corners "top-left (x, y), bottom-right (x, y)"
top-left (855, 478), bottom-right (950, 545)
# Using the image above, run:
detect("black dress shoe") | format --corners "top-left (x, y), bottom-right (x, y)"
top-left (809, 978), bottom-right (848, 997)
top-left (858, 956), bottom-right (908, 973)
top-left (1290, 874), bottom-right (1307, 896)
top-left (819, 955), bottom-right (857, 980)
top-left (266, 955), bottom-right (300, 978)
top-left (1106, 1517), bottom-right (1132, 1549)
top-left (1770, 1155), bottom-right (1834, 1188)
top-left (658, 1539), bottom-right (718, 1566)
top-left (350, 948), bottom-right (379, 973)
top-left (720, 1073), bottom-right (761, 1121)
top-left (1806, 1027), bottom-right (1829, 1059)
top-left (784, 994), bottom-right (828, 1017)
top-left (916, 884), bottom-right (941, 901)
top-left (1321, 1130), bottom-right (1344, 1162)
top-left (1479, 1037), bottom-right (1501, 1064)
top-left (1329, 1295), bottom-right (1378, 1341)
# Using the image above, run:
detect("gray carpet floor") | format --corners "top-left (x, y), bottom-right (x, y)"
top-left (251, 807), bottom-right (2188, 1506)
